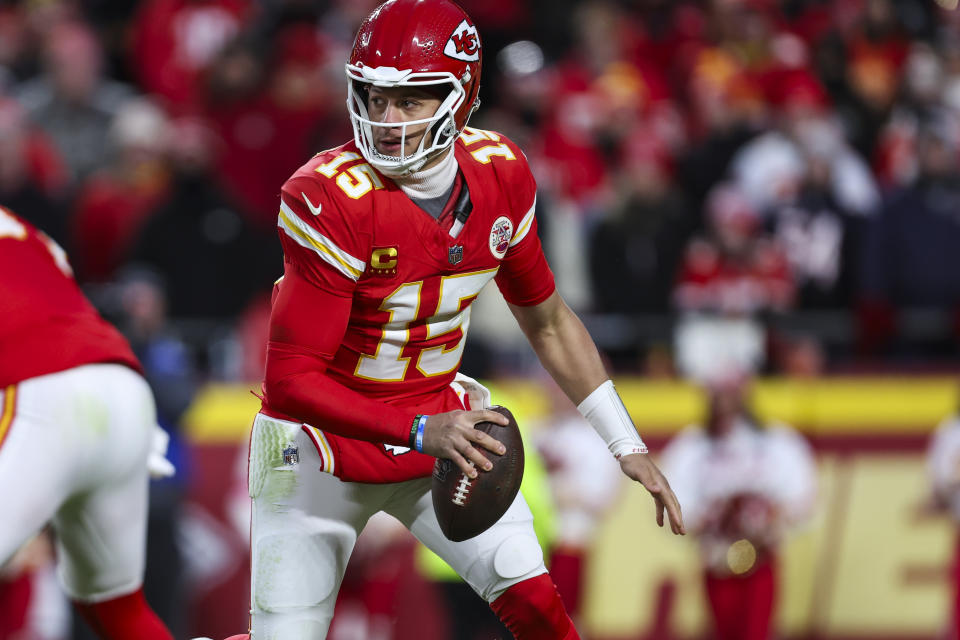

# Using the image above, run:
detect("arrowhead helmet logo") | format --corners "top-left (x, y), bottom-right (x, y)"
top-left (444, 19), bottom-right (480, 62)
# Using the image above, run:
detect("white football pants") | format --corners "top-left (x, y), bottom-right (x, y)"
top-left (249, 412), bottom-right (548, 640)
top-left (0, 364), bottom-right (155, 602)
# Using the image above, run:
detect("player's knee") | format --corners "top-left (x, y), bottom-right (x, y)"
top-left (481, 533), bottom-right (545, 601)
top-left (493, 533), bottom-right (543, 580)
top-left (253, 532), bottom-right (340, 612)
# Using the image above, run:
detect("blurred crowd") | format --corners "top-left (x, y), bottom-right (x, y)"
top-left (4, 1), bottom-right (960, 638)
top-left (3, 0), bottom-right (960, 382)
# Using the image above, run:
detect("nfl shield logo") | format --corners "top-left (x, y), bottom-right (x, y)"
top-left (283, 445), bottom-right (299, 466)
top-left (448, 245), bottom-right (464, 265)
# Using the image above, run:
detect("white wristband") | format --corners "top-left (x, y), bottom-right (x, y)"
top-left (577, 380), bottom-right (648, 459)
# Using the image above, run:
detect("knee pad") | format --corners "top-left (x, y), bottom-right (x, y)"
top-left (493, 533), bottom-right (543, 580)
top-left (477, 533), bottom-right (546, 602)
top-left (254, 533), bottom-right (339, 613)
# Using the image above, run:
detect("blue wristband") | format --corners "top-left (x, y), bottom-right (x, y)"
top-left (414, 414), bottom-right (428, 453)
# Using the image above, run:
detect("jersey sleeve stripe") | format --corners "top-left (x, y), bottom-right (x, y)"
top-left (302, 425), bottom-right (336, 475)
top-left (0, 385), bottom-right (18, 452)
top-left (278, 200), bottom-right (366, 281)
top-left (508, 197), bottom-right (537, 247)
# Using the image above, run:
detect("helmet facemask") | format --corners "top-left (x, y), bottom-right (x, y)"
top-left (346, 65), bottom-right (470, 177)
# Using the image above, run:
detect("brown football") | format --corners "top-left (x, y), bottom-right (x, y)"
top-left (431, 406), bottom-right (525, 542)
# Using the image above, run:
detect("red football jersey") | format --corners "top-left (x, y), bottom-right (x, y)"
top-left (263, 129), bottom-right (555, 482)
top-left (0, 207), bottom-right (141, 387)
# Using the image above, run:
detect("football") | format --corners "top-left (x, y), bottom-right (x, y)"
top-left (431, 406), bottom-right (525, 542)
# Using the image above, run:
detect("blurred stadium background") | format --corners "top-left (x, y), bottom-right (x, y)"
top-left (3, 0), bottom-right (960, 638)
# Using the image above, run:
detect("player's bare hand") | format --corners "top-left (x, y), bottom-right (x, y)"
top-left (619, 453), bottom-right (686, 535)
top-left (421, 410), bottom-right (508, 478)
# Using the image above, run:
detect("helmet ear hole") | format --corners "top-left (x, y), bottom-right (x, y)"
top-left (429, 115), bottom-right (458, 147)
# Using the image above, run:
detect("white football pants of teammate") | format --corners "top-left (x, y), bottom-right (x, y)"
top-left (0, 364), bottom-right (157, 602)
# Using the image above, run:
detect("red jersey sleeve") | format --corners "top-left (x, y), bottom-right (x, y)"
top-left (263, 266), bottom-right (415, 445)
top-left (277, 174), bottom-right (370, 297)
top-left (493, 141), bottom-right (556, 306)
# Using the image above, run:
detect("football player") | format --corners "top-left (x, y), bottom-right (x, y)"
top-left (239, 1), bottom-right (685, 638)
top-left (0, 208), bottom-right (173, 639)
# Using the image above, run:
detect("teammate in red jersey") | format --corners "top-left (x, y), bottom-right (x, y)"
top-left (0, 207), bottom-right (173, 640)
top-left (240, 1), bottom-right (685, 638)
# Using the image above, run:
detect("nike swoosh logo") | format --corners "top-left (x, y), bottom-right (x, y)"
top-left (302, 192), bottom-right (322, 216)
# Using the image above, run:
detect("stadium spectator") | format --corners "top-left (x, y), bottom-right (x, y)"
top-left (661, 372), bottom-right (817, 640)
top-left (858, 110), bottom-right (960, 358)
top-left (728, 69), bottom-right (879, 218)
top-left (232, 2), bottom-right (683, 639)
top-left (672, 182), bottom-right (793, 381)
top-left (70, 98), bottom-right (173, 282)
top-left (204, 26), bottom-right (349, 228)
top-left (874, 42), bottom-right (948, 189)
top-left (131, 0), bottom-right (251, 111)
top-left (811, 0), bottom-right (910, 158)
top-left (537, 0), bottom-right (672, 207)
top-left (763, 121), bottom-right (871, 310)
top-left (0, 96), bottom-right (69, 245)
top-left (13, 20), bottom-right (135, 186)
top-left (671, 187), bottom-right (791, 315)
top-left (677, 64), bottom-right (768, 217)
top-left (128, 116), bottom-right (280, 321)
top-left (589, 134), bottom-right (694, 316)
top-left (0, 208), bottom-right (174, 640)
top-left (0, 5), bottom-right (34, 92)
top-left (459, 0), bottom-right (532, 59)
